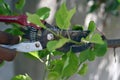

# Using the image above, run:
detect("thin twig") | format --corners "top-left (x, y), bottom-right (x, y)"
top-left (113, 47), bottom-right (116, 62)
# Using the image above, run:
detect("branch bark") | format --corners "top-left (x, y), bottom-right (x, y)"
top-left (107, 39), bottom-right (120, 48)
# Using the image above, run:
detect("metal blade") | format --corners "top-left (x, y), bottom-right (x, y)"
top-left (1, 41), bottom-right (43, 52)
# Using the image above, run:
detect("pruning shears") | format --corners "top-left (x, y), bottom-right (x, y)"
top-left (0, 15), bottom-right (91, 53)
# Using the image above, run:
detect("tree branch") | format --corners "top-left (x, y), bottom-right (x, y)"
top-left (107, 39), bottom-right (120, 48)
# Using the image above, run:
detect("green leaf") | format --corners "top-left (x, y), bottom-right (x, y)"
top-left (78, 64), bottom-right (88, 76)
top-left (46, 72), bottom-right (60, 80)
top-left (5, 28), bottom-right (24, 36)
top-left (0, 0), bottom-right (3, 3)
top-left (118, 0), bottom-right (120, 3)
top-left (27, 13), bottom-right (46, 28)
top-left (0, 61), bottom-right (4, 67)
top-left (55, 3), bottom-right (76, 30)
top-left (105, 1), bottom-right (119, 12)
top-left (89, 33), bottom-right (104, 44)
top-left (62, 51), bottom-right (79, 77)
top-left (79, 50), bottom-right (88, 63)
top-left (52, 50), bottom-right (64, 56)
top-left (24, 51), bottom-right (43, 62)
top-left (47, 40), bottom-right (58, 52)
top-left (94, 41), bottom-right (107, 57)
top-left (80, 48), bottom-right (96, 62)
top-left (4, 28), bottom-right (13, 34)
top-left (88, 21), bottom-right (96, 33)
top-left (72, 24), bottom-right (83, 31)
top-left (38, 49), bottom-right (50, 58)
top-left (15, 0), bottom-right (25, 10)
top-left (62, 54), bottom-right (69, 71)
top-left (36, 7), bottom-right (50, 20)
top-left (87, 49), bottom-right (96, 61)
top-left (47, 38), bottom-right (69, 52)
top-left (49, 60), bottom-right (64, 74)
top-left (79, 41), bottom-right (107, 62)
top-left (0, 2), bottom-right (11, 15)
top-left (12, 74), bottom-right (32, 80)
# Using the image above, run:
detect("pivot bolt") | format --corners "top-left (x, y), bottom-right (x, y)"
top-left (47, 33), bottom-right (54, 40)
top-left (35, 43), bottom-right (40, 47)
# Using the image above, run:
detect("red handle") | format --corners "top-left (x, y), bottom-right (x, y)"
top-left (0, 15), bottom-right (28, 26)
top-left (0, 15), bottom-right (46, 29)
